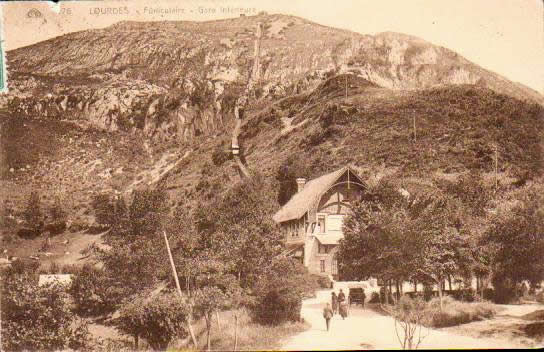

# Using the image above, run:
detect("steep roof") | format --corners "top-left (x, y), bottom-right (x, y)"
top-left (273, 166), bottom-right (362, 223)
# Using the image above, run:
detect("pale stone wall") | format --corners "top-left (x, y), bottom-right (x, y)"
top-left (306, 241), bottom-right (338, 276)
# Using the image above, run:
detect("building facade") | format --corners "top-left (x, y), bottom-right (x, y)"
top-left (272, 166), bottom-right (366, 279)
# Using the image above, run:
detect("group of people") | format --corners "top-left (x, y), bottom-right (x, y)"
top-left (322, 289), bottom-right (349, 331)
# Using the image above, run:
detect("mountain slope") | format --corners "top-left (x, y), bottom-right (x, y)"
top-left (3, 14), bottom-right (542, 143)
top-left (1, 14), bottom-right (543, 238)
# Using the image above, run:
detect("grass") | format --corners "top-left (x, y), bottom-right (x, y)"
top-left (184, 308), bottom-right (309, 351)
top-left (425, 296), bottom-right (498, 328)
top-left (371, 295), bottom-right (499, 329)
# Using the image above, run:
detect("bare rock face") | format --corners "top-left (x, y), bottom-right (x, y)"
top-left (4, 14), bottom-right (543, 143)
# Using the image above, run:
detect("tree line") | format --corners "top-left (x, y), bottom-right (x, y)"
top-left (338, 174), bottom-right (544, 309)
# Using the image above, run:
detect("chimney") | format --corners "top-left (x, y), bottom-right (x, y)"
top-left (296, 178), bottom-right (306, 193)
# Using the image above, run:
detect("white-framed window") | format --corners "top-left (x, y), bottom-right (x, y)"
top-left (320, 260), bottom-right (326, 273)
top-left (327, 214), bottom-right (345, 235)
top-left (332, 254), bottom-right (338, 275)
top-left (318, 243), bottom-right (331, 254)
top-left (317, 214), bottom-right (326, 234)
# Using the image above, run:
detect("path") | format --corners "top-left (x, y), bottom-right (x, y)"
top-left (281, 290), bottom-right (523, 350)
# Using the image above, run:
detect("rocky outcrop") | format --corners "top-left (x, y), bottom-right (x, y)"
top-left (4, 14), bottom-right (542, 143)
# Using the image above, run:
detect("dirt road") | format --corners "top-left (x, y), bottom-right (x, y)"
top-left (281, 290), bottom-right (523, 350)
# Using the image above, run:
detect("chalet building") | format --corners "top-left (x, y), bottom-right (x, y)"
top-left (273, 166), bottom-right (366, 280)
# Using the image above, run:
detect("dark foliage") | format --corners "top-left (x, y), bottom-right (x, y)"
top-left (68, 264), bottom-right (126, 316)
top-left (252, 257), bottom-right (315, 325)
top-left (1, 272), bottom-right (89, 351)
top-left (275, 155), bottom-right (311, 206)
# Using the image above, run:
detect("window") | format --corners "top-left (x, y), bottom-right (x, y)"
top-left (320, 260), bottom-right (326, 273)
top-left (332, 254), bottom-right (338, 275)
top-left (328, 214), bottom-right (344, 232)
top-left (317, 214), bottom-right (326, 233)
top-left (318, 243), bottom-right (331, 254)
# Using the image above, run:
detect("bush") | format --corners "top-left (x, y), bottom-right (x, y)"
top-left (252, 258), bottom-right (312, 325)
top-left (211, 144), bottom-right (232, 166)
top-left (383, 296), bottom-right (430, 349)
top-left (369, 292), bottom-right (381, 303)
top-left (316, 275), bottom-right (332, 289)
top-left (68, 264), bottom-right (125, 316)
top-left (23, 191), bottom-right (42, 229)
top-left (450, 288), bottom-right (476, 302)
top-left (116, 293), bottom-right (190, 350)
top-left (535, 290), bottom-right (544, 304)
top-left (1, 272), bottom-right (89, 351)
top-left (426, 297), bottom-right (497, 328)
top-left (8, 258), bottom-right (40, 277)
top-left (253, 284), bottom-right (302, 325)
top-left (492, 276), bottom-right (518, 303)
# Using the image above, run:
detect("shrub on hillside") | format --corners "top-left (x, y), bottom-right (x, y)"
top-left (8, 258), bottom-right (40, 277)
top-left (1, 273), bottom-right (89, 351)
top-left (116, 293), bottom-right (190, 350)
top-left (68, 264), bottom-right (125, 316)
top-left (211, 143), bottom-right (233, 167)
top-left (23, 191), bottom-right (43, 229)
top-left (49, 196), bottom-right (67, 222)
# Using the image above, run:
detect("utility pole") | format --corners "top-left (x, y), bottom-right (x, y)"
top-left (495, 144), bottom-right (498, 192)
top-left (413, 115), bottom-right (416, 142)
top-left (345, 75), bottom-right (348, 99)
top-left (163, 231), bottom-right (198, 348)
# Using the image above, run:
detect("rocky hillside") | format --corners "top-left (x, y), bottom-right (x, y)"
top-left (4, 14), bottom-right (543, 142)
top-left (1, 13), bottom-right (543, 235)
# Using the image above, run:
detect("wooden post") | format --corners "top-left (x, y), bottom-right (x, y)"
top-left (216, 310), bottom-right (222, 329)
top-left (163, 231), bottom-right (198, 349)
top-left (345, 75), bottom-right (348, 99)
top-left (413, 115), bottom-right (417, 142)
top-left (495, 145), bottom-right (498, 192)
top-left (234, 313), bottom-right (239, 351)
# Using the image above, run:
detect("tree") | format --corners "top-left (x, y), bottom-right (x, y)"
top-left (383, 296), bottom-right (432, 350)
top-left (68, 264), bottom-right (125, 316)
top-left (117, 292), bottom-right (190, 350)
top-left (275, 155), bottom-right (311, 206)
top-left (480, 190), bottom-right (544, 302)
top-left (91, 193), bottom-right (115, 226)
top-left (128, 189), bottom-right (168, 237)
top-left (194, 174), bottom-right (284, 288)
top-left (49, 195), bottom-right (66, 222)
top-left (1, 272), bottom-right (89, 351)
top-left (252, 257), bottom-right (314, 325)
top-left (338, 180), bottom-right (471, 309)
top-left (194, 286), bottom-right (232, 351)
top-left (338, 180), bottom-right (422, 302)
top-left (23, 191), bottom-right (42, 229)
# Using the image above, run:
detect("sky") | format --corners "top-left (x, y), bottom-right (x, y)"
top-left (2, 0), bottom-right (543, 93)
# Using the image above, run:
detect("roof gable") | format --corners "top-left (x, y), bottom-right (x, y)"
top-left (272, 166), bottom-right (364, 223)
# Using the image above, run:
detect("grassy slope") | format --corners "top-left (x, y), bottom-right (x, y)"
top-left (241, 77), bottom-right (543, 183)
top-left (2, 77), bottom-right (543, 267)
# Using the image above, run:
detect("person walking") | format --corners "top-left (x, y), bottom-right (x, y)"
top-left (361, 289), bottom-right (367, 309)
top-left (338, 289), bottom-right (348, 319)
top-left (337, 289), bottom-right (346, 304)
top-left (331, 292), bottom-right (338, 315)
top-left (323, 303), bottom-right (333, 331)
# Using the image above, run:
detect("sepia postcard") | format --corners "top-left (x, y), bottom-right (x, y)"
top-left (0, 0), bottom-right (543, 350)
